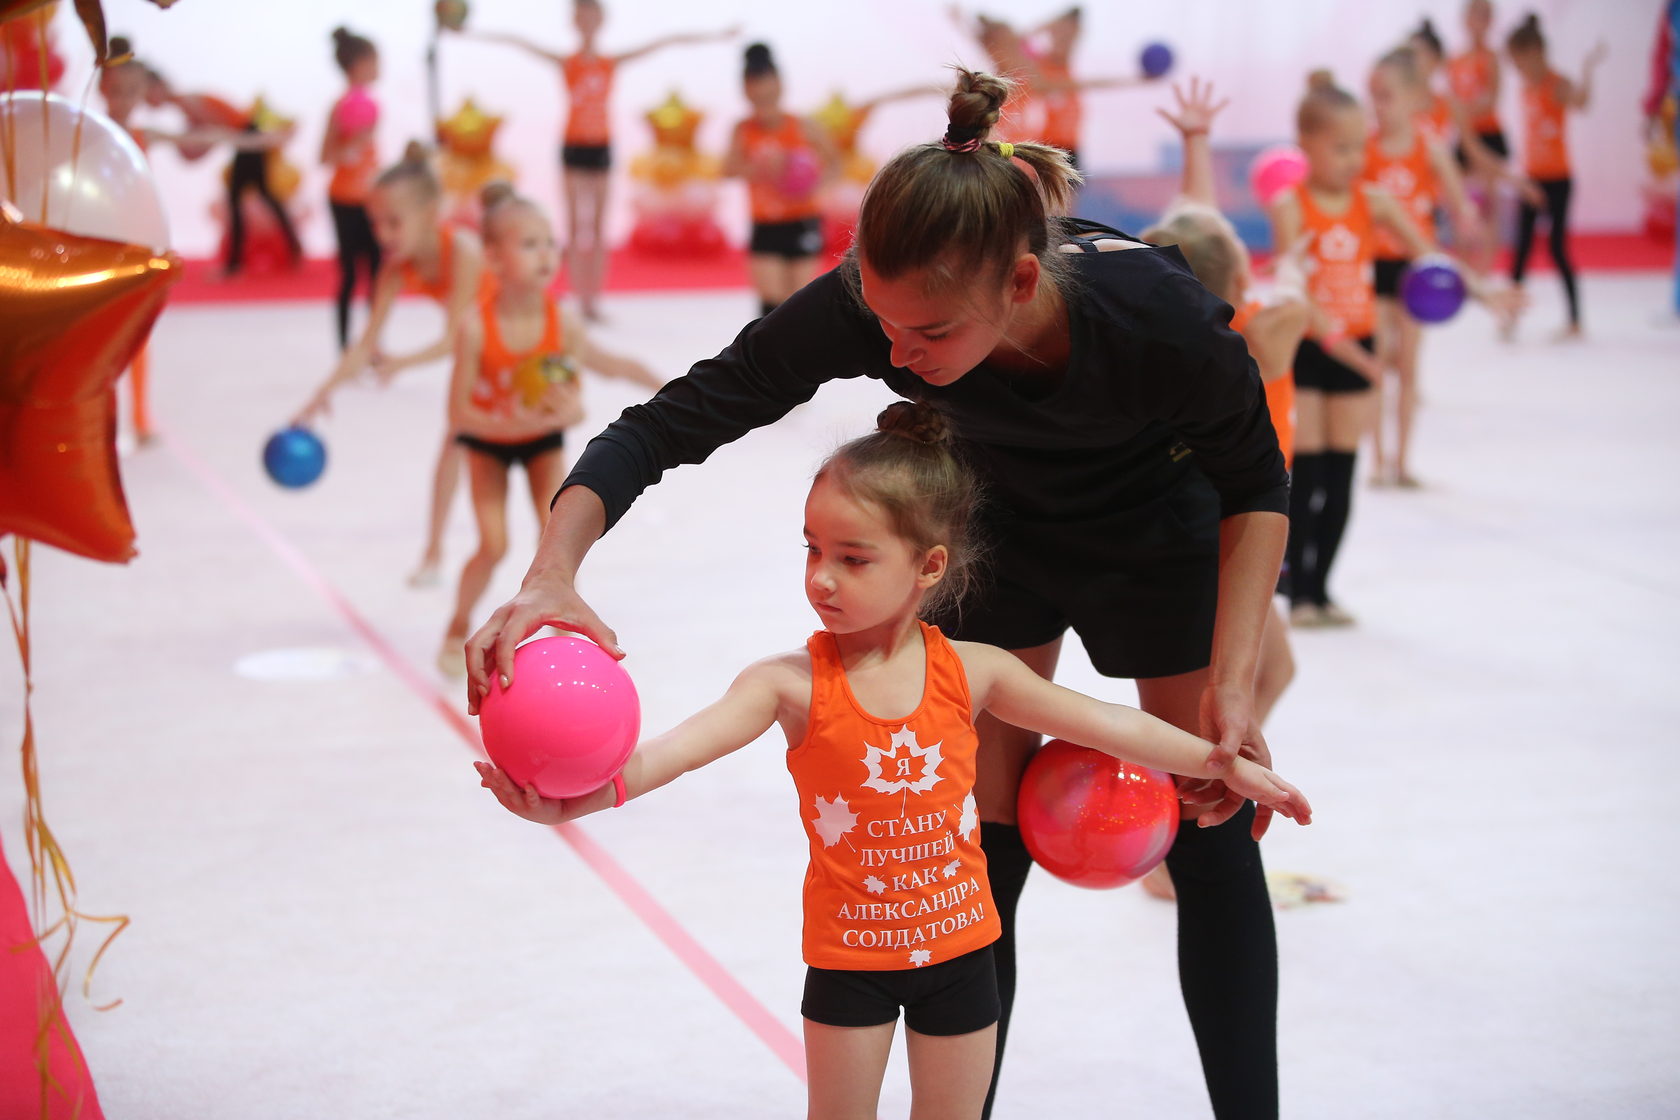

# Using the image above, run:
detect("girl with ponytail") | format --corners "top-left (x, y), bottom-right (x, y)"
top-left (470, 67), bottom-right (1302, 1119)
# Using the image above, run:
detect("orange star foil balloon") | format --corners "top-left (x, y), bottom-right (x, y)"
top-left (646, 90), bottom-right (702, 150)
top-left (438, 97), bottom-right (499, 159)
top-left (0, 209), bottom-right (179, 562)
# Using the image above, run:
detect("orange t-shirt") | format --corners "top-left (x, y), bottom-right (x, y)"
top-left (788, 623), bottom-right (1000, 972)
top-left (1363, 129), bottom-right (1437, 259)
top-left (1231, 300), bottom-right (1295, 468)
top-left (1521, 72), bottom-right (1570, 180)
top-left (327, 92), bottom-right (378, 204)
top-left (471, 297), bottom-right (580, 425)
top-left (399, 227), bottom-right (495, 305)
top-left (740, 114), bottom-right (821, 224)
top-left (1447, 47), bottom-right (1501, 134)
top-left (562, 54), bottom-right (615, 146)
top-left (1296, 183), bottom-right (1376, 339)
top-left (1036, 60), bottom-right (1081, 151)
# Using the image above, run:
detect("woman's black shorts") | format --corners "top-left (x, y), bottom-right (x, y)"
top-left (1292, 336), bottom-right (1375, 394)
top-left (749, 217), bottom-right (824, 260)
top-left (1373, 257), bottom-right (1408, 299)
top-left (561, 143), bottom-right (612, 172)
top-left (801, 945), bottom-right (1000, 1037)
top-left (943, 446), bottom-right (1223, 681)
top-left (456, 430), bottom-right (566, 465)
top-left (1455, 128), bottom-right (1509, 169)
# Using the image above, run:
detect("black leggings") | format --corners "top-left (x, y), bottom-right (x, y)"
top-left (980, 803), bottom-right (1278, 1120)
top-left (329, 200), bottom-right (381, 350)
top-left (1511, 176), bottom-right (1579, 327)
top-left (225, 141), bottom-right (301, 276)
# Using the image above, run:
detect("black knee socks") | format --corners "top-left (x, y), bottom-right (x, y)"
top-left (979, 821), bottom-right (1033, 1120)
top-left (1166, 802), bottom-right (1279, 1119)
top-left (1287, 450), bottom-right (1355, 607)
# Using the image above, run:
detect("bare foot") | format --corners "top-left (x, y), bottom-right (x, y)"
top-left (1550, 323), bottom-right (1583, 343)
top-left (407, 557), bottom-right (442, 589)
top-left (1395, 472), bottom-right (1423, 490)
top-left (1140, 863), bottom-right (1176, 902)
top-left (436, 636), bottom-right (468, 678)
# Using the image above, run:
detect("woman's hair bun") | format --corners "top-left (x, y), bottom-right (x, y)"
top-left (108, 35), bottom-right (133, 58)
top-left (1306, 68), bottom-right (1337, 93)
top-left (479, 180), bottom-right (517, 211)
top-left (877, 401), bottom-right (951, 446)
top-left (402, 139), bottom-right (429, 165)
top-left (332, 27), bottom-right (351, 44)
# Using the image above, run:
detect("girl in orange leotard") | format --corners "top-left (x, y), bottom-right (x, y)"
top-left (465, 2), bottom-right (734, 321)
top-left (439, 183), bottom-right (661, 674)
top-left (475, 400), bottom-right (1309, 1118)
top-left (724, 42), bottom-right (839, 316)
top-left (1270, 71), bottom-right (1519, 628)
top-left (295, 145), bottom-right (490, 587)
top-left (1364, 46), bottom-right (1480, 489)
top-left (1507, 15), bottom-right (1607, 339)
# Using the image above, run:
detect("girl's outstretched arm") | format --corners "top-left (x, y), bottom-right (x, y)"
top-left (476, 658), bottom-right (786, 825)
top-left (563, 309), bottom-right (665, 392)
top-left (614, 25), bottom-right (738, 65)
top-left (294, 265), bottom-right (403, 424)
top-left (960, 642), bottom-right (1311, 832)
top-left (465, 30), bottom-right (565, 65)
top-left (375, 230), bottom-right (486, 381)
top-left (1365, 184), bottom-right (1523, 324)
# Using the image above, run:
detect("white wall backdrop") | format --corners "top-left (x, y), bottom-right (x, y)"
top-left (47, 0), bottom-right (1669, 256)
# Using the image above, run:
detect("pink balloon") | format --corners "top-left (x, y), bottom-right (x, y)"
top-left (1249, 145), bottom-right (1308, 207)
top-left (1016, 739), bottom-right (1179, 889)
top-left (336, 88), bottom-right (378, 135)
top-left (478, 636), bottom-right (640, 799)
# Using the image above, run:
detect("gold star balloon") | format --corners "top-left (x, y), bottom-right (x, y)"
top-left (646, 90), bottom-right (702, 150)
top-left (437, 96), bottom-right (499, 159)
top-left (0, 209), bottom-right (180, 562)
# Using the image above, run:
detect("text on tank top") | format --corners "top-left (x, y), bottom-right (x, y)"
top-left (562, 54), bottom-right (615, 146)
top-left (1295, 183), bottom-right (1376, 338)
top-left (472, 297), bottom-right (580, 425)
top-left (741, 114), bottom-right (820, 224)
top-left (1364, 129), bottom-right (1438, 258)
top-left (788, 622), bottom-right (1001, 971)
top-left (1448, 47), bottom-right (1501, 133)
top-left (1522, 73), bottom-right (1570, 179)
top-left (1230, 300), bottom-right (1295, 468)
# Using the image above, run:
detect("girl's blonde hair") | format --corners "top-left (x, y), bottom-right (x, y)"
top-left (815, 402), bottom-right (983, 621)
top-left (478, 180), bottom-right (542, 242)
top-left (851, 68), bottom-right (1081, 296)
top-left (1140, 203), bottom-right (1248, 305)
top-left (376, 141), bottom-right (441, 202)
top-left (1297, 69), bottom-right (1359, 135)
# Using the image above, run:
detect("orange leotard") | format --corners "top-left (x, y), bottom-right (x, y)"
top-left (1036, 59), bottom-right (1081, 152)
top-left (398, 227), bottom-right (495, 304)
top-left (1363, 129), bottom-right (1437, 259)
top-left (327, 92), bottom-right (378, 204)
top-left (1295, 183), bottom-right (1376, 339)
top-left (470, 297), bottom-right (580, 427)
top-left (1447, 46), bottom-right (1501, 134)
top-left (562, 54), bottom-right (616, 146)
top-left (1521, 72), bottom-right (1570, 180)
top-left (740, 114), bottom-right (821, 224)
top-left (1231, 300), bottom-right (1295, 468)
top-left (788, 622), bottom-right (1000, 972)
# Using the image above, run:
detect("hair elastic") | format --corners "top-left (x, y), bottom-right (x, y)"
top-left (996, 142), bottom-right (1015, 157)
top-left (611, 772), bottom-right (627, 808)
top-left (942, 123), bottom-right (985, 152)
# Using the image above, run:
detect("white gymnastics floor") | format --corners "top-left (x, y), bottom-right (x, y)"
top-left (3, 270), bottom-right (1679, 1118)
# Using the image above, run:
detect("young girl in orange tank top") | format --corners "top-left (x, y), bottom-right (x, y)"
top-left (441, 185), bottom-right (662, 675)
top-left (1270, 71), bottom-right (1519, 628)
top-left (463, 2), bottom-right (734, 322)
top-left (1507, 14), bottom-right (1607, 339)
top-left (1364, 47), bottom-right (1481, 490)
top-left (476, 401), bottom-right (1311, 1117)
top-left (725, 42), bottom-right (839, 317)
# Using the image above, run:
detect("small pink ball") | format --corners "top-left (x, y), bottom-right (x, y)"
top-left (1249, 145), bottom-right (1308, 207)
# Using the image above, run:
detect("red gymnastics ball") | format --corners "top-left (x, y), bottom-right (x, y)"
top-left (1017, 739), bottom-right (1180, 889)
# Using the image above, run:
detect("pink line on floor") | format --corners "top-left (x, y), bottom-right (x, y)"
top-left (163, 433), bottom-right (809, 1082)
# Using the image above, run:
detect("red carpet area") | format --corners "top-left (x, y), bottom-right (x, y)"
top-left (168, 232), bottom-right (1675, 306)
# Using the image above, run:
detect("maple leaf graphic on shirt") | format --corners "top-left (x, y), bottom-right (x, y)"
top-left (863, 875), bottom-right (887, 895)
top-left (942, 860), bottom-right (962, 880)
top-left (862, 725), bottom-right (944, 796)
top-left (958, 792), bottom-right (978, 839)
top-left (908, 949), bottom-right (933, 968)
top-left (811, 795), bottom-right (859, 847)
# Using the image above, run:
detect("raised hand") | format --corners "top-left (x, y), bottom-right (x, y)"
top-left (1155, 76), bottom-right (1229, 137)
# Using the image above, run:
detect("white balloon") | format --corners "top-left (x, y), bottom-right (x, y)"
top-left (0, 91), bottom-right (170, 249)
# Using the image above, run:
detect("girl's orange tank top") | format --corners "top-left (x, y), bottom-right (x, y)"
top-left (562, 54), bottom-right (616, 146)
top-left (1447, 47), bottom-right (1501, 134)
top-left (471, 297), bottom-right (579, 424)
top-left (1363, 129), bottom-right (1438, 259)
top-left (398, 227), bottom-right (495, 305)
top-left (1230, 300), bottom-right (1295, 468)
top-left (1521, 72), bottom-right (1570, 180)
top-left (787, 622), bottom-right (1000, 972)
top-left (1296, 183), bottom-right (1377, 339)
top-left (741, 114), bottom-right (820, 224)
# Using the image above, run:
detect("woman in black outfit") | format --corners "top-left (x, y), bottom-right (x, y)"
top-left (467, 70), bottom-right (1290, 1120)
